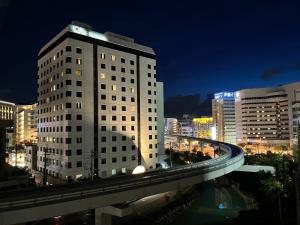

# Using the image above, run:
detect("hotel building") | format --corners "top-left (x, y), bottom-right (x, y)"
top-left (37, 22), bottom-right (161, 180)
top-left (235, 82), bottom-right (300, 152)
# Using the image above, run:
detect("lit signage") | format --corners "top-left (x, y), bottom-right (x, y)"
top-left (214, 92), bottom-right (234, 100)
top-left (88, 31), bottom-right (107, 41)
top-left (70, 25), bottom-right (88, 36)
top-left (70, 25), bottom-right (108, 42)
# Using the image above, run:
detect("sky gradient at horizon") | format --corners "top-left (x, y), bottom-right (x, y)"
top-left (1, 0), bottom-right (300, 103)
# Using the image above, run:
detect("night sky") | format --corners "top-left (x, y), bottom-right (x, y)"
top-left (1, 0), bottom-right (300, 103)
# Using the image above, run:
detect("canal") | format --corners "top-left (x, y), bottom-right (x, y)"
top-left (27, 179), bottom-right (252, 225)
top-left (171, 182), bottom-right (250, 225)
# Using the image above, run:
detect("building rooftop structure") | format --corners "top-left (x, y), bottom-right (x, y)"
top-left (38, 21), bottom-right (155, 58)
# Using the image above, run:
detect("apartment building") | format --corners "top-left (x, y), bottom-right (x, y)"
top-left (16, 104), bottom-right (38, 144)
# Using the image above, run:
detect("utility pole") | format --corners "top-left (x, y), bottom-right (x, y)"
top-left (90, 149), bottom-right (94, 181)
top-left (15, 143), bottom-right (17, 167)
top-left (43, 145), bottom-right (49, 186)
top-left (169, 142), bottom-right (173, 168)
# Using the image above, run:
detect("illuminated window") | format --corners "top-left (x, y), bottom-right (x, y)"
top-left (112, 85), bottom-right (117, 91)
top-left (53, 55), bottom-right (56, 61)
top-left (100, 73), bottom-right (105, 79)
top-left (100, 53), bottom-right (105, 59)
top-left (76, 102), bottom-right (82, 109)
top-left (76, 58), bottom-right (82, 65)
top-left (75, 69), bottom-right (82, 76)
top-left (111, 55), bottom-right (116, 62)
top-left (130, 88), bottom-right (134, 93)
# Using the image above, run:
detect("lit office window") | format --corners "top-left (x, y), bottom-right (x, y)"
top-left (100, 73), bottom-right (105, 79)
top-left (112, 85), bottom-right (117, 91)
top-left (75, 69), bottom-right (82, 76)
top-left (76, 58), bottom-right (82, 65)
top-left (111, 55), bottom-right (116, 62)
top-left (100, 53), bottom-right (105, 59)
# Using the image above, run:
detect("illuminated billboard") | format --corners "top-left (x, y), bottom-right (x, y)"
top-left (214, 92), bottom-right (234, 100)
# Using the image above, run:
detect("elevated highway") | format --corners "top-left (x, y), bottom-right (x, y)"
top-left (0, 136), bottom-right (244, 225)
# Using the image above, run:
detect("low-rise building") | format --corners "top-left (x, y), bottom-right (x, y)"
top-left (16, 104), bottom-right (38, 145)
top-left (164, 118), bottom-right (178, 135)
top-left (193, 117), bottom-right (214, 139)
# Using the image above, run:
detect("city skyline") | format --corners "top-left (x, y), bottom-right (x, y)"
top-left (2, 1), bottom-right (300, 103)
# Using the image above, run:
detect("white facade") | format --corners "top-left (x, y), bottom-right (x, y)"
top-left (212, 92), bottom-right (236, 144)
top-left (16, 104), bottom-right (38, 144)
top-left (37, 22), bottom-right (160, 180)
top-left (235, 82), bottom-right (300, 149)
top-left (156, 82), bottom-right (165, 157)
top-left (164, 118), bottom-right (178, 135)
top-left (0, 100), bottom-right (15, 122)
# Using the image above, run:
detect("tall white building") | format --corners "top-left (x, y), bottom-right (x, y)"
top-left (212, 92), bottom-right (236, 144)
top-left (235, 82), bottom-right (300, 151)
top-left (37, 22), bottom-right (161, 180)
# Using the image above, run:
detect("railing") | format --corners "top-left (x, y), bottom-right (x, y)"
top-left (0, 138), bottom-right (244, 212)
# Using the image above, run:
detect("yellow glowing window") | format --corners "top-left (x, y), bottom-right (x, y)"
top-left (100, 73), bottom-right (105, 79)
top-left (75, 69), bottom-right (82, 76)
top-left (100, 53), bottom-right (105, 59)
top-left (112, 85), bottom-right (117, 91)
top-left (111, 55), bottom-right (116, 62)
top-left (76, 58), bottom-right (82, 65)
top-left (61, 71), bottom-right (64, 77)
top-left (130, 88), bottom-right (134, 93)
top-left (53, 55), bottom-right (56, 61)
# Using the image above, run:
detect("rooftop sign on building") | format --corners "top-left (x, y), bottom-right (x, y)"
top-left (214, 92), bottom-right (234, 100)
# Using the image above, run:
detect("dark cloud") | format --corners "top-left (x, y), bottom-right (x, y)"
top-left (164, 94), bottom-right (214, 117)
top-left (261, 66), bottom-right (284, 81)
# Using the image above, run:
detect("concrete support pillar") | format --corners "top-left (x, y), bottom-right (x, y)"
top-left (188, 140), bottom-right (193, 152)
top-left (200, 140), bottom-right (203, 152)
top-left (95, 208), bottom-right (112, 225)
top-left (95, 206), bottom-right (133, 225)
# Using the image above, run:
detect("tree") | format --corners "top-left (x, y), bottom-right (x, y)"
top-left (261, 176), bottom-right (284, 225)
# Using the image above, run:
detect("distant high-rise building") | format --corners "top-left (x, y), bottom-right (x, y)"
top-left (0, 100), bottom-right (15, 168)
top-left (235, 82), bottom-right (300, 152)
top-left (0, 100), bottom-right (15, 127)
top-left (16, 104), bottom-right (38, 145)
top-left (212, 92), bottom-right (236, 144)
top-left (37, 22), bottom-right (161, 180)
